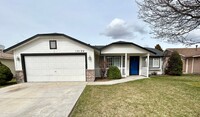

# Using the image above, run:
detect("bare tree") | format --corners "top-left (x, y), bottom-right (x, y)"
top-left (137, 0), bottom-right (200, 45)
top-left (99, 60), bottom-right (108, 78)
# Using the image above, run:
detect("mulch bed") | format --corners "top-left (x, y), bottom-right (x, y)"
top-left (95, 77), bottom-right (112, 82)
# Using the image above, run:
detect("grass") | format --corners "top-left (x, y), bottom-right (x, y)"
top-left (70, 75), bottom-right (200, 117)
top-left (0, 78), bottom-right (17, 88)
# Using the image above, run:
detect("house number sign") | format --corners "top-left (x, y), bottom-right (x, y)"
top-left (75, 50), bottom-right (85, 52)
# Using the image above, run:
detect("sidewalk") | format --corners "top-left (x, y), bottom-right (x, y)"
top-left (87, 76), bottom-right (147, 85)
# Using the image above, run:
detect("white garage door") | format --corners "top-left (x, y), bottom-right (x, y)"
top-left (24, 55), bottom-right (86, 82)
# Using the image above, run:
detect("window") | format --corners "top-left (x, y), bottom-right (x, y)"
top-left (122, 56), bottom-right (125, 67)
top-left (149, 58), bottom-right (160, 68)
top-left (106, 56), bottom-right (121, 68)
top-left (49, 40), bottom-right (57, 49)
top-left (142, 57), bottom-right (147, 67)
top-left (152, 58), bottom-right (160, 67)
top-left (149, 58), bottom-right (153, 67)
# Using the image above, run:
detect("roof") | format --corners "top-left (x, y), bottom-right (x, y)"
top-left (167, 48), bottom-right (200, 57)
top-left (93, 41), bottom-right (156, 54)
top-left (4, 33), bottom-right (97, 52)
top-left (92, 45), bottom-right (104, 50)
top-left (0, 50), bottom-right (13, 60)
top-left (145, 48), bottom-right (164, 57)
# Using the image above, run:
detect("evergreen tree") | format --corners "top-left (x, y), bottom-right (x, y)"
top-left (155, 44), bottom-right (163, 52)
top-left (0, 61), bottom-right (13, 85)
top-left (165, 51), bottom-right (183, 76)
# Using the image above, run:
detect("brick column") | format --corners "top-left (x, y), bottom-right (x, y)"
top-left (86, 69), bottom-right (95, 82)
top-left (15, 71), bottom-right (24, 83)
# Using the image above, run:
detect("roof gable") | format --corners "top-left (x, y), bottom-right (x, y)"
top-left (4, 33), bottom-right (97, 53)
top-left (94, 41), bottom-right (156, 54)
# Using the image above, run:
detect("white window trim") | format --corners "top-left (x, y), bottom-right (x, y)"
top-left (152, 58), bottom-right (160, 68)
top-left (106, 56), bottom-right (121, 68)
top-left (49, 40), bottom-right (57, 49)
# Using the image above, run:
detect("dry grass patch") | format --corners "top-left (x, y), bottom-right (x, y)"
top-left (70, 75), bottom-right (200, 117)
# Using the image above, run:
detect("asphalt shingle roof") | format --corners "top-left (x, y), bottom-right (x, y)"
top-left (0, 50), bottom-right (13, 60)
top-left (167, 48), bottom-right (200, 57)
top-left (4, 33), bottom-right (98, 53)
top-left (93, 41), bottom-right (164, 57)
top-left (145, 48), bottom-right (164, 57)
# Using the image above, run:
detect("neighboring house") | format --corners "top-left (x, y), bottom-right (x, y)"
top-left (4, 33), bottom-right (163, 82)
top-left (0, 50), bottom-right (15, 75)
top-left (164, 48), bottom-right (200, 74)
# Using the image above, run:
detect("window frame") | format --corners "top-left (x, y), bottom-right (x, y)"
top-left (49, 40), bottom-right (57, 49)
top-left (142, 57), bottom-right (147, 67)
top-left (106, 56), bottom-right (121, 68)
top-left (152, 58), bottom-right (160, 68)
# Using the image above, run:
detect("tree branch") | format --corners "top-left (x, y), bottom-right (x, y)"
top-left (137, 0), bottom-right (200, 45)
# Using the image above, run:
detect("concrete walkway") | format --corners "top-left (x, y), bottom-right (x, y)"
top-left (87, 76), bottom-right (147, 85)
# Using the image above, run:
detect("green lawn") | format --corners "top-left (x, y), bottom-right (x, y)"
top-left (0, 78), bottom-right (17, 88)
top-left (70, 75), bottom-right (200, 117)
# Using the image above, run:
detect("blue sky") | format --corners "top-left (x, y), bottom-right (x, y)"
top-left (0, 0), bottom-right (194, 49)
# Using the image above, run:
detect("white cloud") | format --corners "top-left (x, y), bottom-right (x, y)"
top-left (186, 29), bottom-right (200, 43)
top-left (101, 18), bottom-right (133, 39)
top-left (133, 25), bottom-right (148, 34)
top-left (101, 18), bottom-right (147, 39)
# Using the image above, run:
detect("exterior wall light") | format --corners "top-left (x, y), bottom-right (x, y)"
top-left (16, 56), bottom-right (20, 61)
top-left (89, 56), bottom-right (92, 61)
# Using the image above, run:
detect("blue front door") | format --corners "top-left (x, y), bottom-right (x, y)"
top-left (130, 56), bottom-right (139, 75)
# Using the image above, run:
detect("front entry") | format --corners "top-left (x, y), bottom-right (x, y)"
top-left (130, 56), bottom-right (139, 75)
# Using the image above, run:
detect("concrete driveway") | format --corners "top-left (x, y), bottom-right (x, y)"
top-left (0, 82), bottom-right (86, 117)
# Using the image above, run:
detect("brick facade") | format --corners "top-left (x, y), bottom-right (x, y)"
top-left (15, 70), bottom-right (95, 82)
top-left (15, 71), bottom-right (24, 83)
top-left (86, 69), bottom-right (95, 82)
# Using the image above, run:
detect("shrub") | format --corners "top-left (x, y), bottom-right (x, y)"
top-left (107, 66), bottom-right (121, 79)
top-left (151, 72), bottom-right (157, 76)
top-left (165, 51), bottom-right (183, 76)
top-left (0, 61), bottom-right (13, 85)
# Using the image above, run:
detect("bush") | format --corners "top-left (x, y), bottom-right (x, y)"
top-left (0, 61), bottom-right (13, 85)
top-left (165, 51), bottom-right (183, 76)
top-left (151, 72), bottom-right (157, 76)
top-left (107, 66), bottom-right (121, 79)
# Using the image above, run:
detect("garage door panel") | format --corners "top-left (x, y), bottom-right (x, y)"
top-left (25, 55), bottom-right (86, 82)
top-left (26, 69), bottom-right (85, 76)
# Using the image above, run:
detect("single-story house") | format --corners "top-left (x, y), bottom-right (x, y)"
top-left (4, 33), bottom-right (163, 82)
top-left (164, 48), bottom-right (200, 74)
top-left (93, 45), bottom-right (163, 77)
top-left (0, 50), bottom-right (15, 76)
